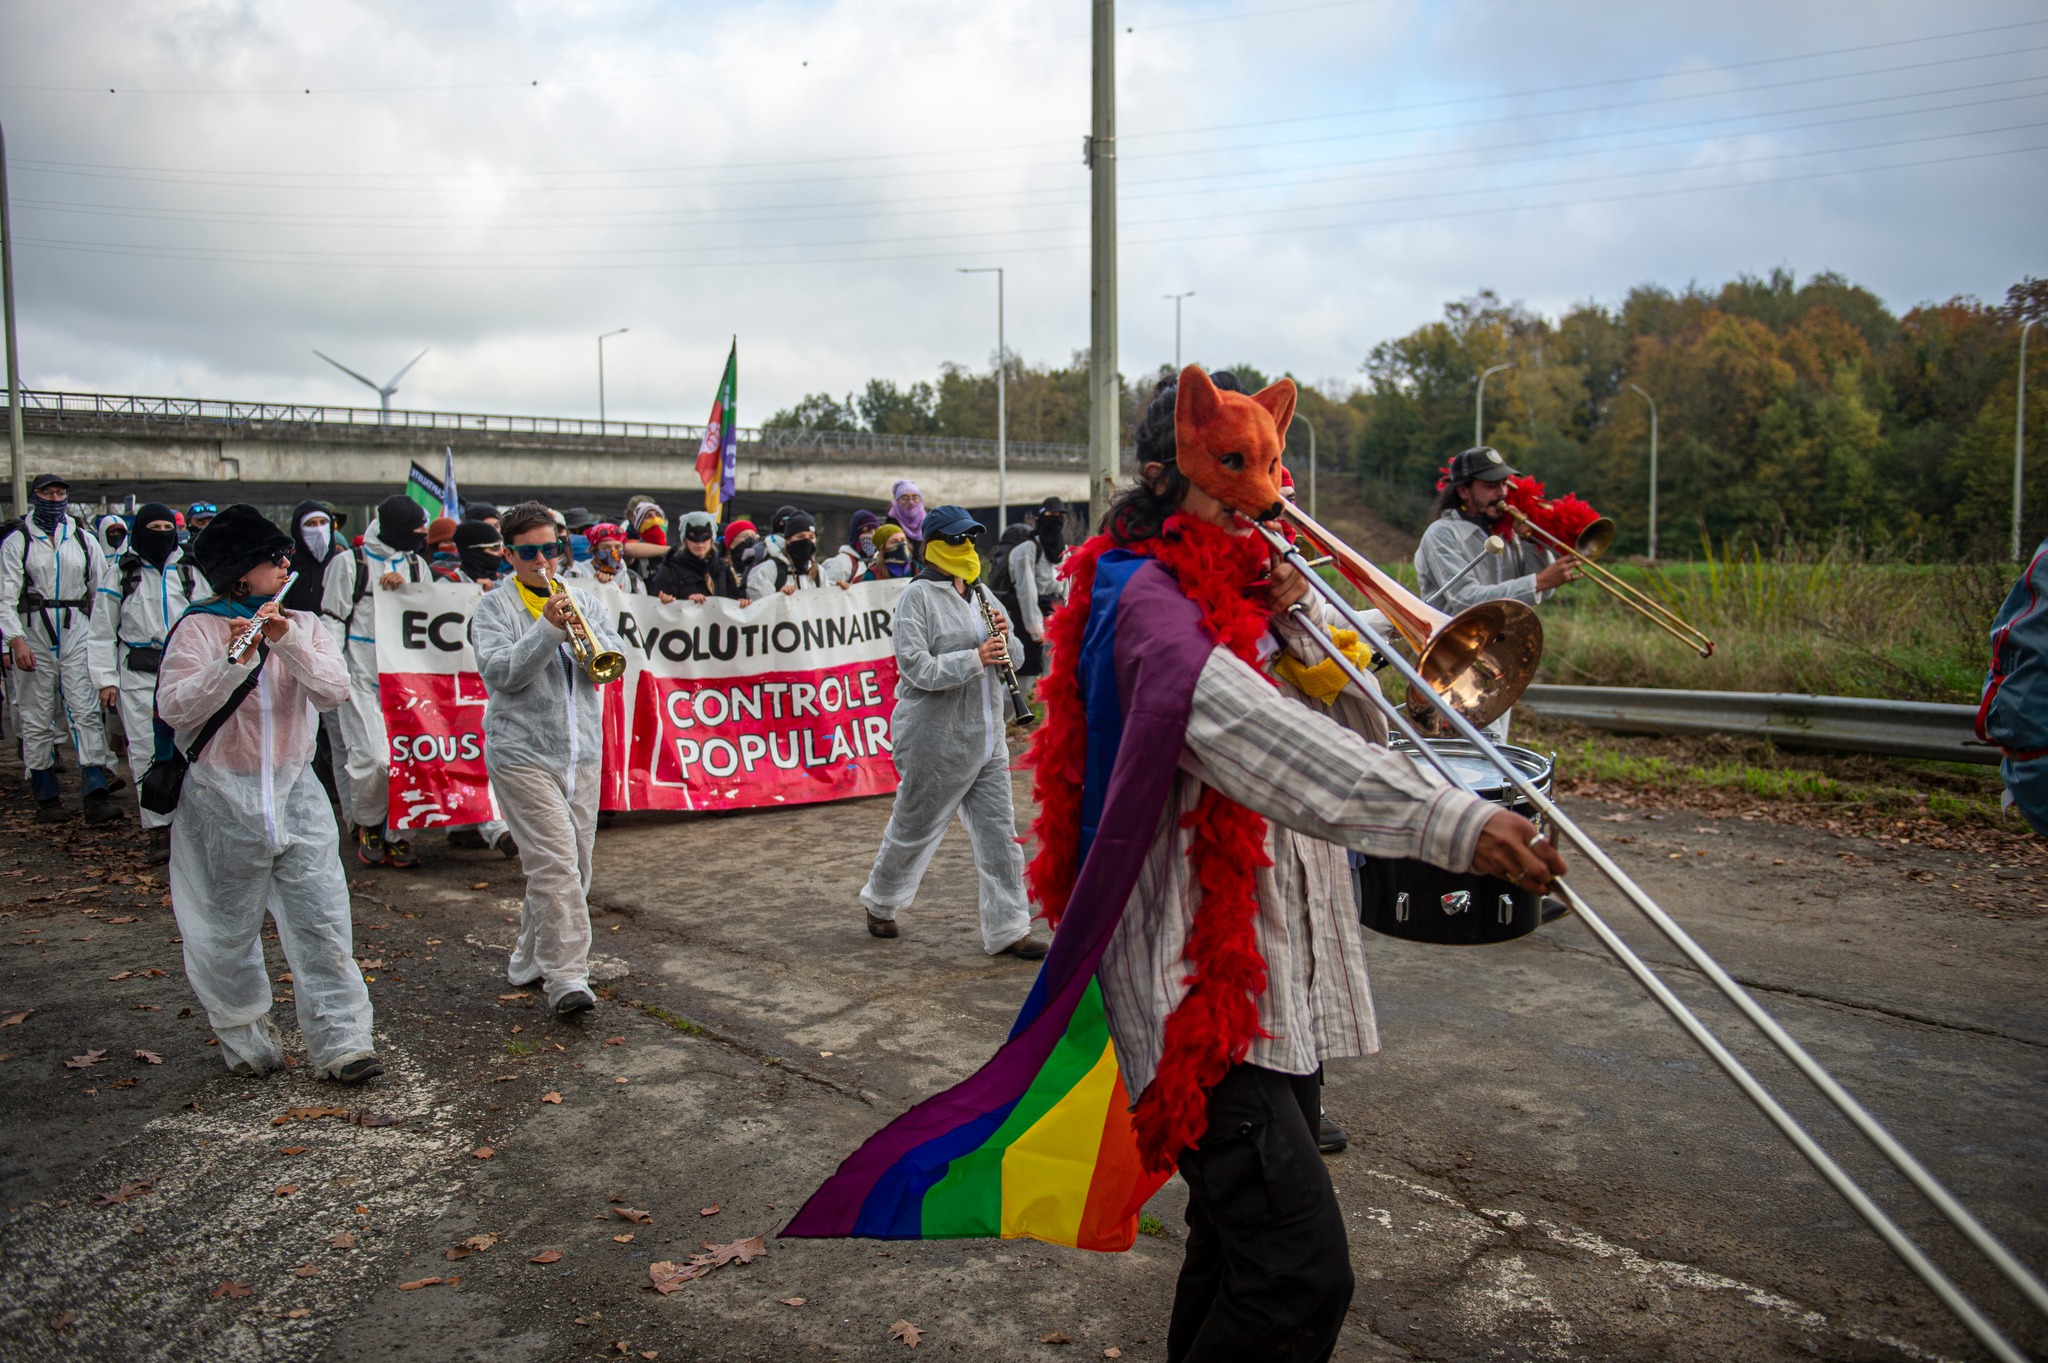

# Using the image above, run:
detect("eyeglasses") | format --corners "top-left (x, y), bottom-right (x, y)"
top-left (939, 532), bottom-right (975, 546)
top-left (267, 550), bottom-right (292, 568)
top-left (509, 541), bottom-right (567, 561)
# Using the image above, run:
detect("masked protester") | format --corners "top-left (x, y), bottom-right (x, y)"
top-left (886, 479), bottom-right (926, 550)
top-left (653, 511), bottom-right (747, 604)
top-left (434, 520), bottom-right (519, 859)
top-left (320, 493), bottom-right (431, 868)
top-left (824, 509), bottom-right (880, 588)
top-left (185, 501), bottom-right (218, 536)
top-left (454, 519), bottom-right (507, 585)
top-left (92, 502), bottom-right (196, 858)
top-left (723, 520), bottom-right (766, 579)
top-left (158, 504), bottom-right (380, 1084)
top-left (462, 502), bottom-right (502, 533)
top-left (746, 510), bottom-right (827, 597)
top-left (0, 474), bottom-right (121, 822)
top-left (279, 500), bottom-right (352, 818)
top-left (619, 494), bottom-right (670, 571)
top-left (858, 505), bottom-right (1043, 958)
top-left (469, 501), bottom-right (628, 1018)
top-left (870, 523), bottom-right (916, 579)
top-left (95, 513), bottom-right (129, 560)
top-left (1005, 496), bottom-right (1070, 679)
top-left (566, 522), bottom-right (645, 595)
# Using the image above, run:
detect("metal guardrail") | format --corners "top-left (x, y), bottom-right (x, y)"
top-left (1519, 684), bottom-right (2000, 766)
top-left (9, 390), bottom-right (1094, 466)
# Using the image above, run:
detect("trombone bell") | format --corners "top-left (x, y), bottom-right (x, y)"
top-left (1574, 516), bottom-right (1616, 561)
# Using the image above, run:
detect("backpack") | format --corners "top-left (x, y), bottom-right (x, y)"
top-left (1977, 539), bottom-right (2048, 761)
top-left (983, 524), bottom-right (1032, 600)
top-left (13, 512), bottom-right (102, 619)
top-left (119, 552), bottom-right (197, 604)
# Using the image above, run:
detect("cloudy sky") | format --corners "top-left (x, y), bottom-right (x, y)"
top-left (3, 0), bottom-right (2043, 426)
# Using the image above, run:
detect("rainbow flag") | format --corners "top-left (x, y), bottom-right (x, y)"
top-left (783, 551), bottom-right (1214, 1251)
top-left (694, 339), bottom-right (738, 516)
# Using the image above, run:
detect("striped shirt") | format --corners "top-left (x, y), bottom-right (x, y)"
top-left (1098, 603), bottom-right (1495, 1095)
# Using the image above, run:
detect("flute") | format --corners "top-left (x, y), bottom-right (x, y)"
top-left (227, 572), bottom-right (299, 662)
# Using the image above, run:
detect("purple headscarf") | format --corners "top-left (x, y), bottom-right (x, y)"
top-left (891, 479), bottom-right (926, 539)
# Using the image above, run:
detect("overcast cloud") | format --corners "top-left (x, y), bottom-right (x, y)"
top-left (2, 0), bottom-right (2043, 424)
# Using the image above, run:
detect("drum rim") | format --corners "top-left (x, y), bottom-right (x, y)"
top-left (1389, 737), bottom-right (1553, 789)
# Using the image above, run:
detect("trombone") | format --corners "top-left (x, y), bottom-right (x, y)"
top-left (542, 561), bottom-right (627, 683)
top-left (1256, 508), bottom-right (2046, 1363)
top-left (1500, 503), bottom-right (1716, 658)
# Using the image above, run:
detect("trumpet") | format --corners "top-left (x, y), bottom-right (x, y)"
top-left (1278, 501), bottom-right (1539, 728)
top-left (1499, 503), bottom-right (1715, 659)
top-left (977, 586), bottom-right (1036, 727)
top-left (543, 562), bottom-right (627, 683)
top-left (226, 573), bottom-right (298, 662)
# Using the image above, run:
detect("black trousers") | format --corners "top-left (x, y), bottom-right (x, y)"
top-left (1168, 1063), bottom-right (1353, 1363)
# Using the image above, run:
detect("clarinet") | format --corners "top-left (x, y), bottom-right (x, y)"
top-left (977, 586), bottom-right (1037, 727)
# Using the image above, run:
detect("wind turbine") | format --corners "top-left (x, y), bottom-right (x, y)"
top-left (314, 347), bottom-right (427, 421)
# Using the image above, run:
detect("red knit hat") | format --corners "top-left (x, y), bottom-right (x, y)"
top-left (723, 520), bottom-right (757, 550)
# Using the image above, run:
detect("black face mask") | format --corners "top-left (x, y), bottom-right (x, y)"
top-left (786, 539), bottom-right (817, 571)
top-left (133, 526), bottom-right (179, 567)
top-left (1036, 518), bottom-right (1066, 556)
top-left (384, 525), bottom-right (427, 555)
top-left (460, 547), bottom-right (504, 580)
top-left (883, 545), bottom-right (910, 562)
top-left (731, 537), bottom-right (761, 565)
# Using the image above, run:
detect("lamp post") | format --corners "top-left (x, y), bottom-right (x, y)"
top-left (597, 328), bottom-right (628, 428)
top-left (1628, 382), bottom-right (1660, 562)
top-left (959, 268), bottom-right (1007, 526)
top-left (0, 117), bottom-right (22, 518)
top-left (1164, 291), bottom-right (1194, 371)
top-left (1290, 412), bottom-right (1317, 517)
top-left (1475, 362), bottom-right (1514, 447)
top-left (2017, 317), bottom-right (2037, 562)
top-left (1086, 0), bottom-right (1120, 516)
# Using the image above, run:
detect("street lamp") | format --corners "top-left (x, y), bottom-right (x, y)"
top-left (597, 328), bottom-right (628, 428)
top-left (1475, 362), bottom-right (1514, 447)
top-left (2016, 317), bottom-right (2037, 562)
top-left (0, 117), bottom-right (22, 517)
top-left (959, 268), bottom-right (1007, 526)
top-left (1627, 383), bottom-right (1660, 562)
top-left (1289, 412), bottom-right (1317, 518)
top-left (1164, 291), bottom-right (1194, 371)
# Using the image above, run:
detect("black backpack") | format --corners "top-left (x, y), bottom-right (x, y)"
top-left (983, 524), bottom-right (1033, 599)
top-left (119, 552), bottom-right (197, 604)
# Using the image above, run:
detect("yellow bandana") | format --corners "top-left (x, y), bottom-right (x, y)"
top-left (923, 538), bottom-right (980, 582)
top-left (1274, 627), bottom-right (1373, 702)
top-left (516, 577), bottom-right (551, 622)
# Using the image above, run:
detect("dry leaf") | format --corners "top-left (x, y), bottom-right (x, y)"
top-left (470, 881), bottom-right (489, 890)
top-left (134, 1049), bottom-right (163, 1065)
top-left (461, 1234), bottom-right (497, 1252)
top-left (94, 1181), bottom-right (152, 1206)
top-left (327, 1232), bottom-right (356, 1249)
top-left (1103, 1350), bottom-right (1122, 1359)
top-left (604, 1036), bottom-right (625, 1047)
top-left (140, 967), bottom-right (167, 977)
top-left (293, 1265), bottom-right (319, 1278)
top-left (274, 1185), bottom-right (297, 1197)
top-left (444, 1247), bottom-right (472, 1261)
top-left (640, 1354), bottom-right (658, 1361)
top-left (50, 1309), bottom-right (77, 1330)
top-left (1, 1009), bottom-right (31, 1026)
top-left (471, 1146), bottom-right (495, 1160)
top-left (541, 1092), bottom-right (562, 1104)
top-left (647, 1259), bottom-right (712, 1293)
top-left (490, 1075), bottom-right (517, 1083)
top-left (107, 971), bottom-right (133, 981)
top-left (612, 1233), bottom-right (635, 1243)
top-left (272, 1105), bottom-right (348, 1126)
top-left (63, 1049), bottom-right (107, 1069)
top-left (286, 1308), bottom-right (311, 1319)
top-left (780, 1297), bottom-right (806, 1307)
top-left (110, 916), bottom-right (137, 924)
top-left (497, 992), bottom-right (530, 1002)
top-left (210, 1281), bottom-right (252, 1300)
top-left (528, 1250), bottom-right (564, 1264)
top-left (701, 1235), bottom-right (765, 1266)
top-left (280, 1147), bottom-right (308, 1156)
top-left (698, 1204), bottom-right (719, 1217)
top-left (397, 1277), bottom-right (445, 1291)
top-left (891, 1318), bottom-right (923, 1348)
top-left (1042, 1333), bottom-right (1073, 1345)
top-left (611, 1206), bottom-right (652, 1225)
top-left (110, 1077), bottom-right (137, 1089)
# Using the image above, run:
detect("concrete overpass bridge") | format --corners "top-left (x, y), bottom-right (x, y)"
top-left (8, 390), bottom-right (1101, 541)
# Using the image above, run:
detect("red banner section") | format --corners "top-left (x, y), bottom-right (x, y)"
top-left (376, 578), bottom-right (910, 830)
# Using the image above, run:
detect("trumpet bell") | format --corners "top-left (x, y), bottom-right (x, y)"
top-left (1574, 516), bottom-right (1616, 561)
top-left (1411, 598), bottom-right (1543, 727)
top-left (588, 650), bottom-right (628, 684)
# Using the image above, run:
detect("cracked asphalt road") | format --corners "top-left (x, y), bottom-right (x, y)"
top-left (0, 752), bottom-right (2042, 1361)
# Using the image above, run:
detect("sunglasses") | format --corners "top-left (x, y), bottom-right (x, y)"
top-left (939, 532), bottom-right (975, 546)
top-left (266, 550), bottom-right (292, 568)
top-left (509, 541), bottom-right (568, 561)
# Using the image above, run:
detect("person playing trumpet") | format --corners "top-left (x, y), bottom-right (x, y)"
top-left (469, 501), bottom-right (628, 1019)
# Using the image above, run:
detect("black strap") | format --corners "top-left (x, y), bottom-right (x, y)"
top-left (158, 611), bottom-right (269, 764)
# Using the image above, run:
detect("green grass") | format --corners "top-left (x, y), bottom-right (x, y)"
top-left (637, 1003), bottom-right (710, 1037)
top-left (1137, 1213), bottom-right (1167, 1239)
top-left (504, 1038), bottom-right (538, 1057)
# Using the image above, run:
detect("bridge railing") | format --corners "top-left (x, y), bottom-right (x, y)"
top-left (12, 389), bottom-right (1091, 466)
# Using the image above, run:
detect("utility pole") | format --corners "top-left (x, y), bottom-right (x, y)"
top-left (0, 118), bottom-right (23, 518)
top-left (1628, 382), bottom-right (1659, 562)
top-left (597, 328), bottom-right (628, 427)
top-left (2017, 318), bottom-right (2036, 562)
top-left (1086, 0), bottom-right (1120, 521)
top-left (1164, 291), bottom-right (1193, 371)
top-left (1475, 362), bottom-right (1513, 448)
top-left (959, 268), bottom-right (1007, 526)
top-left (1290, 412), bottom-right (1317, 517)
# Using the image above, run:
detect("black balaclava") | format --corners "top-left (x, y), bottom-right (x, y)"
top-left (1035, 512), bottom-right (1066, 559)
top-left (783, 512), bottom-right (817, 571)
top-left (132, 502), bottom-right (180, 567)
top-left (454, 519), bottom-right (505, 581)
top-left (376, 494), bottom-right (428, 554)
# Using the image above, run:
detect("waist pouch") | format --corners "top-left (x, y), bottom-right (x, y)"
top-left (124, 645), bottom-right (164, 675)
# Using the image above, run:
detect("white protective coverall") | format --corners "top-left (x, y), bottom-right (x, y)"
top-left (859, 573), bottom-right (1032, 953)
top-left (745, 544), bottom-right (826, 599)
top-left (1005, 535), bottom-right (1067, 643)
top-left (157, 605), bottom-right (372, 1075)
top-left (92, 549), bottom-right (195, 827)
top-left (0, 516), bottom-right (115, 776)
top-left (320, 522), bottom-right (428, 832)
top-left (469, 578), bottom-right (626, 1007)
top-left (1413, 509), bottom-right (1556, 742)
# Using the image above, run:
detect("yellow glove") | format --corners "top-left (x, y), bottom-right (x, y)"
top-left (1273, 628), bottom-right (1372, 702)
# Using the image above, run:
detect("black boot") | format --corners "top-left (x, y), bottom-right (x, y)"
top-left (82, 787), bottom-right (122, 824)
top-left (36, 798), bottom-right (73, 824)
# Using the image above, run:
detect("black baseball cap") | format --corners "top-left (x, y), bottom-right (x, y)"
top-left (1447, 446), bottom-right (1517, 484)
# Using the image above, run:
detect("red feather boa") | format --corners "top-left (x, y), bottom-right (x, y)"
top-left (1432, 462), bottom-right (1601, 548)
top-left (1023, 514), bottom-right (1277, 1173)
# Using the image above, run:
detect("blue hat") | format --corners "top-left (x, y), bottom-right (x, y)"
top-left (922, 505), bottom-right (985, 541)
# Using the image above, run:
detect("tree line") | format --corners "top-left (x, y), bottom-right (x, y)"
top-left (765, 268), bottom-right (2046, 557)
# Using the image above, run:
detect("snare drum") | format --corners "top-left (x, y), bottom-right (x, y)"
top-left (1354, 740), bottom-right (1553, 945)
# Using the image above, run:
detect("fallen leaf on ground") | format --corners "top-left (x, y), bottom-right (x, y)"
top-left (63, 1050), bottom-right (107, 1070)
top-left (271, 1106), bottom-right (348, 1126)
top-left (350, 1111), bottom-right (405, 1128)
top-left (109, 916), bottom-right (137, 924)
top-left (471, 1146), bottom-right (495, 1160)
top-left (611, 1206), bottom-right (652, 1225)
top-left (327, 1232), bottom-right (356, 1249)
top-left (107, 971), bottom-right (133, 981)
top-left (614, 1077), bottom-right (628, 1084)
top-left (470, 881), bottom-right (489, 890)
top-left (1104, 1350), bottom-right (1122, 1359)
top-left (274, 1185), bottom-right (297, 1197)
top-left (461, 1234), bottom-right (497, 1252)
top-left (1, 1009), bottom-right (31, 1026)
top-left (780, 1297), bottom-right (806, 1307)
top-left (701, 1235), bottom-right (766, 1266)
top-left (528, 1250), bottom-right (563, 1264)
top-left (357, 958), bottom-right (383, 969)
top-left (130, 1004), bottom-right (161, 1012)
top-left (94, 1181), bottom-right (152, 1206)
top-left (110, 1077), bottom-right (137, 1089)
top-left (647, 1259), bottom-right (712, 1293)
top-left (541, 1092), bottom-right (562, 1104)
top-left (210, 1281), bottom-right (252, 1300)
top-left (891, 1319), bottom-right (923, 1348)
top-left (286, 1308), bottom-right (311, 1319)
top-left (490, 1076), bottom-right (517, 1083)
top-left (397, 1277), bottom-right (445, 1291)
top-left (698, 1205), bottom-right (719, 1217)
top-left (1042, 1333), bottom-right (1072, 1345)
top-left (444, 1248), bottom-right (471, 1261)
top-left (604, 1036), bottom-right (624, 1046)
top-left (139, 967), bottom-right (167, 977)
top-left (293, 1265), bottom-right (319, 1278)
top-left (612, 1232), bottom-right (634, 1243)
top-left (640, 1353), bottom-right (658, 1361)
top-left (497, 992), bottom-right (530, 1002)
top-left (133, 1049), bottom-right (163, 1065)
top-left (280, 1146), bottom-right (308, 1156)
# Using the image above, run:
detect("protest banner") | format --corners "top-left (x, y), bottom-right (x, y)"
top-left (376, 577), bottom-right (910, 830)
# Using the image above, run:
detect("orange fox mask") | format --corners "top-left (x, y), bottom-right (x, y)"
top-left (1171, 364), bottom-right (1298, 521)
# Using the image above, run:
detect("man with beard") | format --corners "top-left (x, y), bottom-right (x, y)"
top-left (321, 494), bottom-right (432, 868)
top-left (1004, 496), bottom-right (1070, 682)
top-left (94, 502), bottom-right (193, 857)
top-left (745, 510), bottom-right (827, 597)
